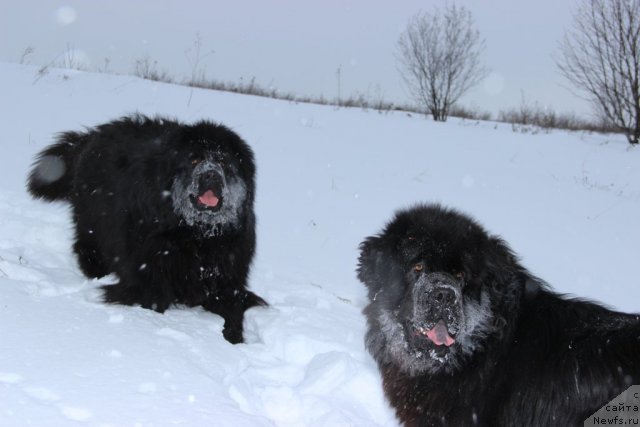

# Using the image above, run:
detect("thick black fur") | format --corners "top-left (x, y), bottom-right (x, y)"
top-left (28, 115), bottom-right (266, 344)
top-left (357, 204), bottom-right (640, 426)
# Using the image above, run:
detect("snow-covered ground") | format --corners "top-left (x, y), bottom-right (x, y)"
top-left (0, 63), bottom-right (638, 426)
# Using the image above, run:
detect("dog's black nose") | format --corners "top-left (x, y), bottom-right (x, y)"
top-left (198, 169), bottom-right (224, 189)
top-left (432, 287), bottom-right (456, 304)
top-left (204, 170), bottom-right (218, 180)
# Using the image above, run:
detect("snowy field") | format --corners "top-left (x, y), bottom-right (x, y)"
top-left (0, 62), bottom-right (639, 426)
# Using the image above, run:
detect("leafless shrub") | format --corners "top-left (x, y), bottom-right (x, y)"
top-left (133, 57), bottom-right (173, 83)
top-left (57, 44), bottom-right (87, 71)
top-left (20, 46), bottom-right (35, 65)
top-left (557, 0), bottom-right (640, 144)
top-left (499, 95), bottom-right (620, 134)
top-left (397, 5), bottom-right (489, 121)
top-left (95, 58), bottom-right (111, 74)
top-left (449, 105), bottom-right (492, 121)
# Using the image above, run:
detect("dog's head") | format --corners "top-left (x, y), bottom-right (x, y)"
top-left (169, 122), bottom-right (255, 237)
top-left (358, 204), bottom-right (525, 375)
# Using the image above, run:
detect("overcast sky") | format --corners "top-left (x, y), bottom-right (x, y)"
top-left (0, 0), bottom-right (591, 117)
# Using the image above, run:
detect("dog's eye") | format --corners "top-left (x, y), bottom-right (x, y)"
top-left (413, 262), bottom-right (425, 273)
top-left (455, 271), bottom-right (465, 279)
top-left (191, 158), bottom-right (202, 166)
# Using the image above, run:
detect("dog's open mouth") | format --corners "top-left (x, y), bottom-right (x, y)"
top-left (198, 190), bottom-right (220, 207)
top-left (191, 189), bottom-right (222, 211)
top-left (414, 319), bottom-right (456, 347)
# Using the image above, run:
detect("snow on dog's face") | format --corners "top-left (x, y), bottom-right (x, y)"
top-left (358, 204), bottom-right (523, 376)
top-left (170, 133), bottom-right (253, 237)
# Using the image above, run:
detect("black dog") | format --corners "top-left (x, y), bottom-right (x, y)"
top-left (357, 204), bottom-right (639, 426)
top-left (28, 115), bottom-right (265, 343)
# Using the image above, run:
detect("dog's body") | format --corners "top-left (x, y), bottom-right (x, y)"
top-left (28, 115), bottom-right (265, 343)
top-left (358, 204), bottom-right (640, 426)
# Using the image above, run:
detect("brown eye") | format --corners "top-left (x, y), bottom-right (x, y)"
top-left (455, 271), bottom-right (465, 279)
top-left (191, 158), bottom-right (201, 166)
top-left (413, 262), bottom-right (425, 273)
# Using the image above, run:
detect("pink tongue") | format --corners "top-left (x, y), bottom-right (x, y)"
top-left (426, 320), bottom-right (455, 347)
top-left (198, 190), bottom-right (219, 207)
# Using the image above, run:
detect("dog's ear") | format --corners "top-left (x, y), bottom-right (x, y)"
top-left (357, 235), bottom-right (403, 298)
top-left (357, 235), bottom-right (395, 292)
top-left (487, 236), bottom-right (547, 296)
top-left (485, 237), bottom-right (519, 273)
top-left (482, 236), bottom-right (528, 303)
top-left (357, 235), bottom-right (382, 288)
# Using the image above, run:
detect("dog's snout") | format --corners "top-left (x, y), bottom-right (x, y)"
top-left (196, 165), bottom-right (224, 187)
top-left (414, 273), bottom-right (462, 309)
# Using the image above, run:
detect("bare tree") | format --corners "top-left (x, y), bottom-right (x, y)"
top-left (397, 5), bottom-right (488, 121)
top-left (557, 0), bottom-right (640, 145)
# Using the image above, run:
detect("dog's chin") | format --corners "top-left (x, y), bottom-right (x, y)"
top-left (374, 309), bottom-right (465, 376)
top-left (400, 343), bottom-right (459, 376)
top-left (404, 320), bottom-right (458, 366)
top-left (408, 332), bottom-right (455, 357)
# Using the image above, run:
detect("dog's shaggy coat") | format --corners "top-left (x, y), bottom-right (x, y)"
top-left (28, 115), bottom-right (265, 343)
top-left (358, 204), bottom-right (640, 426)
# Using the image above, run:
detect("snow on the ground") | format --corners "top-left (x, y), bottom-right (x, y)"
top-left (0, 62), bottom-right (639, 426)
